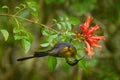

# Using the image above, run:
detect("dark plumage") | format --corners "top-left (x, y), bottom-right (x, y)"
top-left (17, 36), bottom-right (85, 66)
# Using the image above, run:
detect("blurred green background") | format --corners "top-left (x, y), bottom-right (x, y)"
top-left (0, 0), bottom-right (120, 80)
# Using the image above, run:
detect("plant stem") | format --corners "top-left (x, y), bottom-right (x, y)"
top-left (0, 14), bottom-right (58, 33)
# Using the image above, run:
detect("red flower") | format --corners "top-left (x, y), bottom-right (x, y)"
top-left (76, 16), bottom-right (105, 58)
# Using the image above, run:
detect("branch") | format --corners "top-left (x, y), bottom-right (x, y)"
top-left (0, 14), bottom-right (58, 33)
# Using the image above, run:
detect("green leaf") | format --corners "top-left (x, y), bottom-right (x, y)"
top-left (22, 39), bottom-right (31, 53)
top-left (42, 28), bottom-right (49, 36)
top-left (13, 27), bottom-right (33, 53)
top-left (13, 27), bottom-right (26, 33)
top-left (27, 33), bottom-right (34, 43)
top-left (15, 6), bottom-right (21, 10)
top-left (66, 22), bottom-right (71, 31)
top-left (0, 29), bottom-right (9, 41)
top-left (49, 34), bottom-right (58, 43)
top-left (52, 19), bottom-right (57, 22)
top-left (56, 23), bottom-right (62, 30)
top-left (20, 3), bottom-right (26, 8)
top-left (27, 1), bottom-right (38, 11)
top-left (78, 59), bottom-right (87, 70)
top-left (13, 27), bottom-right (33, 42)
top-left (14, 34), bottom-right (26, 40)
top-left (61, 22), bottom-right (66, 30)
top-left (47, 56), bottom-right (57, 71)
top-left (61, 59), bottom-right (70, 70)
top-left (53, 16), bottom-right (73, 30)
top-left (26, 1), bottom-right (39, 20)
top-left (13, 27), bottom-right (19, 33)
top-left (69, 17), bottom-right (80, 25)
top-left (60, 16), bottom-right (64, 21)
top-left (18, 9), bottom-right (30, 18)
top-left (2, 5), bottom-right (9, 9)
top-left (40, 42), bottom-right (50, 47)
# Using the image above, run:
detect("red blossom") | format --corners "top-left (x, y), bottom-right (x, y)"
top-left (76, 16), bottom-right (105, 57)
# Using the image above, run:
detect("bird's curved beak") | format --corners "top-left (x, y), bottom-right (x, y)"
top-left (77, 54), bottom-right (86, 61)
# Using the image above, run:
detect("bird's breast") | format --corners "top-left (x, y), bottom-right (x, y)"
top-left (60, 46), bottom-right (77, 57)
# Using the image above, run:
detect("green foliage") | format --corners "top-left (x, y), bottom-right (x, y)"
top-left (41, 28), bottom-right (58, 47)
top-left (15, 4), bottom-right (26, 11)
top-left (17, 9), bottom-right (30, 18)
top-left (26, 1), bottom-right (39, 22)
top-left (22, 39), bottom-right (31, 53)
top-left (40, 42), bottom-right (50, 47)
top-left (0, 5), bottom-right (9, 13)
top-left (71, 40), bottom-right (87, 69)
top-left (72, 40), bottom-right (86, 59)
top-left (78, 59), bottom-right (87, 70)
top-left (47, 56), bottom-right (57, 71)
top-left (13, 27), bottom-right (33, 53)
top-left (53, 16), bottom-right (79, 31)
top-left (52, 16), bottom-right (80, 44)
top-left (13, 27), bottom-right (33, 42)
top-left (2, 5), bottom-right (9, 9)
top-left (0, 29), bottom-right (9, 41)
top-left (61, 59), bottom-right (70, 70)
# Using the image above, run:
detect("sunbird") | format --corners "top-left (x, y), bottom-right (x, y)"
top-left (17, 34), bottom-right (85, 66)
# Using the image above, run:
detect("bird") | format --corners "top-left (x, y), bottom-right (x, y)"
top-left (17, 34), bottom-right (85, 66)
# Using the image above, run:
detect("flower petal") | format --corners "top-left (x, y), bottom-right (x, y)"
top-left (80, 25), bottom-right (88, 37)
top-left (88, 24), bottom-right (99, 35)
top-left (84, 16), bottom-right (93, 28)
top-left (87, 37), bottom-right (103, 48)
top-left (94, 43), bottom-right (102, 48)
top-left (85, 41), bottom-right (94, 58)
top-left (91, 36), bottom-right (105, 40)
top-left (86, 38), bottom-right (97, 46)
top-left (80, 25), bottom-right (87, 32)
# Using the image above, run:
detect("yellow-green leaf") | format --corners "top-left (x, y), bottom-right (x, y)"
top-left (2, 5), bottom-right (9, 9)
top-left (47, 56), bottom-right (57, 72)
top-left (22, 39), bottom-right (31, 53)
top-left (78, 59), bottom-right (87, 70)
top-left (40, 43), bottom-right (49, 47)
top-left (0, 30), bottom-right (9, 41)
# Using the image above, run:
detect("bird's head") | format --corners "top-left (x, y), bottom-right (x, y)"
top-left (66, 55), bottom-right (85, 66)
top-left (66, 58), bottom-right (79, 66)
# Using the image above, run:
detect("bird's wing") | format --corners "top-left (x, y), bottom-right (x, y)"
top-left (48, 45), bottom-right (65, 56)
top-left (48, 42), bottom-right (67, 56)
top-left (48, 42), bottom-right (76, 57)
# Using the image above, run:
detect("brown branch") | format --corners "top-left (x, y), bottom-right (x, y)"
top-left (0, 14), bottom-right (58, 33)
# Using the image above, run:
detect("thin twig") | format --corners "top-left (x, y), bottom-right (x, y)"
top-left (14, 7), bottom-right (26, 15)
top-left (0, 14), bottom-right (58, 33)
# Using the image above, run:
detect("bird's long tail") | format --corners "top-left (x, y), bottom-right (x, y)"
top-left (17, 52), bottom-right (48, 61)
